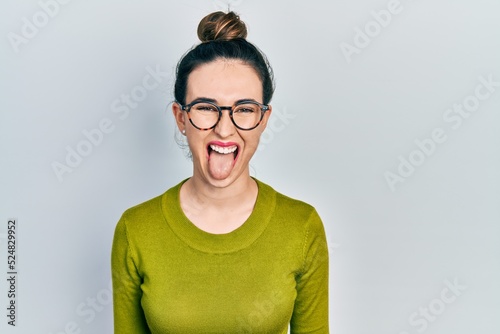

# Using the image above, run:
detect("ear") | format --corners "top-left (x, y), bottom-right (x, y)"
top-left (259, 104), bottom-right (272, 130)
top-left (172, 102), bottom-right (186, 133)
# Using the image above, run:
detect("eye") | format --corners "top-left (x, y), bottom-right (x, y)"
top-left (234, 104), bottom-right (258, 113)
top-left (193, 103), bottom-right (218, 112)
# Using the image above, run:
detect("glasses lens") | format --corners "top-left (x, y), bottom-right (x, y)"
top-left (189, 102), bottom-right (220, 129)
top-left (233, 102), bottom-right (262, 129)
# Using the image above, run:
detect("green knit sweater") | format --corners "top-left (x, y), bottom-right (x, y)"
top-left (111, 178), bottom-right (329, 333)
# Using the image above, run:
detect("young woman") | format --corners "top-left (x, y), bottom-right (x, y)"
top-left (112, 11), bottom-right (329, 333)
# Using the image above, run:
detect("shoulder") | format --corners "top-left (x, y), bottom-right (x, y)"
top-left (256, 178), bottom-right (317, 216)
top-left (121, 194), bottom-right (163, 223)
top-left (255, 179), bottom-right (327, 267)
top-left (255, 178), bottom-right (323, 233)
top-left (116, 180), bottom-right (184, 233)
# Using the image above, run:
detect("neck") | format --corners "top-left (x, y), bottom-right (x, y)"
top-left (184, 172), bottom-right (257, 209)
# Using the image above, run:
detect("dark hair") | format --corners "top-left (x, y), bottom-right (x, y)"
top-left (174, 11), bottom-right (275, 105)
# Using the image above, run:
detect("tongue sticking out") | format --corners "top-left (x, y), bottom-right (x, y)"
top-left (208, 149), bottom-right (236, 180)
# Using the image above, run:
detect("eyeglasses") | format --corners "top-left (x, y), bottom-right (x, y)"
top-left (177, 99), bottom-right (270, 131)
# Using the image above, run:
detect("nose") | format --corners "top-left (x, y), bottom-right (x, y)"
top-left (214, 107), bottom-right (236, 137)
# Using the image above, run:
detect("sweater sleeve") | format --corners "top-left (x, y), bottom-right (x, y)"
top-left (290, 209), bottom-right (330, 333)
top-left (111, 214), bottom-right (151, 334)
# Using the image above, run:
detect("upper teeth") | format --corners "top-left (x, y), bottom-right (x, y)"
top-left (210, 145), bottom-right (237, 154)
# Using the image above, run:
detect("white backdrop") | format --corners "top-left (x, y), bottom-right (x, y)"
top-left (1, 0), bottom-right (499, 333)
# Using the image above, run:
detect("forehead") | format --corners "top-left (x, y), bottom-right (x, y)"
top-left (186, 59), bottom-right (263, 103)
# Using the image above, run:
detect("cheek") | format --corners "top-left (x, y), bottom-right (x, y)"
top-left (242, 132), bottom-right (263, 150)
top-left (186, 134), bottom-right (206, 155)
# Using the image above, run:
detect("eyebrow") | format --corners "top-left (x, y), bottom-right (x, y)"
top-left (190, 97), bottom-right (260, 105)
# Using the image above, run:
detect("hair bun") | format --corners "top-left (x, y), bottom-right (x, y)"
top-left (197, 11), bottom-right (247, 42)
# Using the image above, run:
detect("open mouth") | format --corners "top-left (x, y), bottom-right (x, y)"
top-left (208, 144), bottom-right (239, 159)
top-left (206, 143), bottom-right (240, 180)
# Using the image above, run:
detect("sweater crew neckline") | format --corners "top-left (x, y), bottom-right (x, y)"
top-left (160, 178), bottom-right (276, 254)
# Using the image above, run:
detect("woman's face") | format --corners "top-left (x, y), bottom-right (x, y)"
top-left (173, 59), bottom-right (272, 188)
